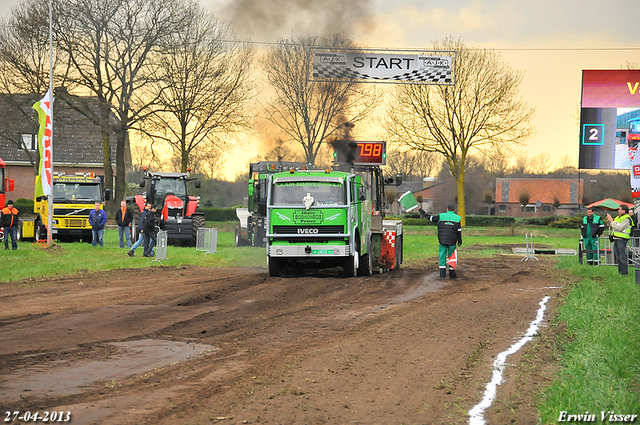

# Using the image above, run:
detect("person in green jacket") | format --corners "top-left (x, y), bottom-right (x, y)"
top-left (419, 204), bottom-right (462, 279)
top-left (606, 205), bottom-right (634, 276)
top-left (581, 207), bottom-right (605, 265)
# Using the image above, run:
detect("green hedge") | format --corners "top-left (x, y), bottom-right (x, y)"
top-left (198, 207), bottom-right (239, 222)
top-left (465, 215), bottom-right (516, 227)
top-left (13, 198), bottom-right (34, 214)
top-left (522, 215), bottom-right (557, 226)
top-left (399, 214), bottom-right (516, 227)
top-left (548, 216), bottom-right (583, 228)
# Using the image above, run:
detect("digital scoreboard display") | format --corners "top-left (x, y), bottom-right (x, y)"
top-left (333, 141), bottom-right (386, 165)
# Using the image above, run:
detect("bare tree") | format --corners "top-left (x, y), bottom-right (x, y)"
top-left (0, 0), bottom-right (68, 171)
top-left (260, 34), bottom-right (381, 165)
top-left (384, 37), bottom-right (535, 225)
top-left (510, 152), bottom-right (531, 175)
top-left (529, 153), bottom-right (552, 175)
top-left (142, 7), bottom-right (255, 172)
top-left (385, 143), bottom-right (441, 180)
top-left (54, 0), bottom-right (190, 206)
top-left (553, 154), bottom-right (577, 173)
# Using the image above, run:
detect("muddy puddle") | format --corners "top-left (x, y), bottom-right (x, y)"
top-left (0, 339), bottom-right (214, 402)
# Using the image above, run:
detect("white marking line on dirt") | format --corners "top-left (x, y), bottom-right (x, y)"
top-left (468, 295), bottom-right (550, 425)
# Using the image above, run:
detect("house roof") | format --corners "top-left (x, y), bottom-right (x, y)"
top-left (0, 93), bottom-right (115, 165)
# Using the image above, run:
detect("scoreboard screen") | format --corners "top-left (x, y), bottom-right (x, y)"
top-left (334, 141), bottom-right (386, 166)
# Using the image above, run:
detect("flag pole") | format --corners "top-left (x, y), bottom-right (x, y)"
top-left (47, 0), bottom-right (54, 247)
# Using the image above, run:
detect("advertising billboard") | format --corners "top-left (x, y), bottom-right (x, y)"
top-left (579, 70), bottom-right (640, 170)
top-left (310, 48), bottom-right (456, 85)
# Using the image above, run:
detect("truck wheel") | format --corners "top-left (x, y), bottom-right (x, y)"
top-left (358, 238), bottom-right (373, 276)
top-left (342, 250), bottom-right (359, 277)
top-left (268, 257), bottom-right (282, 277)
top-left (235, 226), bottom-right (248, 247)
top-left (35, 221), bottom-right (46, 242)
top-left (191, 214), bottom-right (206, 247)
top-left (358, 252), bottom-right (373, 276)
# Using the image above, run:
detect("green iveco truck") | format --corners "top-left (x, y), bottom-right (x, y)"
top-left (265, 141), bottom-right (403, 277)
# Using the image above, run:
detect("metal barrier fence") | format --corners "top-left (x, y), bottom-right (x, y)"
top-left (195, 228), bottom-right (218, 254)
top-left (153, 230), bottom-right (168, 262)
top-left (521, 233), bottom-right (539, 262)
top-left (580, 236), bottom-right (640, 267)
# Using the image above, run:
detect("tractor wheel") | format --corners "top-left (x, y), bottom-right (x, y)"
top-left (191, 214), bottom-right (206, 247)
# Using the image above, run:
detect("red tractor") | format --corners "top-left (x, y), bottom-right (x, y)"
top-left (129, 171), bottom-right (205, 246)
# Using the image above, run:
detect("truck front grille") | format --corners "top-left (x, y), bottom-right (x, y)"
top-left (54, 208), bottom-right (93, 216)
top-left (272, 225), bottom-right (344, 235)
top-left (60, 218), bottom-right (88, 228)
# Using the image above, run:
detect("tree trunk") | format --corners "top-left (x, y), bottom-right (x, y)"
top-left (114, 125), bottom-right (127, 210)
top-left (102, 130), bottom-right (115, 211)
top-left (456, 166), bottom-right (466, 227)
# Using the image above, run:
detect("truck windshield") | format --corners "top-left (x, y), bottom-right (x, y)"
top-left (0, 168), bottom-right (4, 194)
top-left (272, 181), bottom-right (345, 206)
top-left (53, 183), bottom-right (101, 203)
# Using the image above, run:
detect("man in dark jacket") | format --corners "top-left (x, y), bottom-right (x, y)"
top-left (88, 201), bottom-right (107, 247)
top-left (419, 204), bottom-right (462, 279)
top-left (115, 200), bottom-right (134, 248)
top-left (141, 204), bottom-right (158, 257)
top-left (1, 200), bottom-right (19, 250)
top-left (128, 202), bottom-right (150, 257)
top-left (581, 207), bottom-right (605, 265)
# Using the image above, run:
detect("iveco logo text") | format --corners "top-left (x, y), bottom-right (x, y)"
top-left (297, 228), bottom-right (319, 234)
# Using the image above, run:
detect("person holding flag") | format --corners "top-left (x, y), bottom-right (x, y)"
top-left (419, 204), bottom-right (462, 279)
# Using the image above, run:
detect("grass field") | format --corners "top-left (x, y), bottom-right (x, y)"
top-left (2, 221), bottom-right (638, 420)
top-left (1, 223), bottom-right (579, 283)
top-left (538, 257), bottom-right (640, 421)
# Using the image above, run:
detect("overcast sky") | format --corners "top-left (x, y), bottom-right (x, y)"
top-left (3, 0), bottom-right (639, 178)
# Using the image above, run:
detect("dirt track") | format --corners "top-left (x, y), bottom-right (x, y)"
top-left (0, 255), bottom-right (564, 425)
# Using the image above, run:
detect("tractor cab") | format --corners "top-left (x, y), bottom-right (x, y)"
top-left (131, 170), bottom-right (204, 246)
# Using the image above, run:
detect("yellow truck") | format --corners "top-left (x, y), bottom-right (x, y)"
top-left (31, 172), bottom-right (110, 242)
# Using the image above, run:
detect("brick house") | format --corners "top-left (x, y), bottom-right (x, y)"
top-left (494, 177), bottom-right (582, 217)
top-left (410, 179), bottom-right (458, 214)
top-left (0, 93), bottom-right (116, 200)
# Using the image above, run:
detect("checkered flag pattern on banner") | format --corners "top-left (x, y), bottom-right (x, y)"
top-left (313, 65), bottom-right (452, 84)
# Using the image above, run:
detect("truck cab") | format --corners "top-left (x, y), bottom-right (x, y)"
top-left (265, 141), bottom-right (403, 277)
top-left (36, 172), bottom-right (110, 242)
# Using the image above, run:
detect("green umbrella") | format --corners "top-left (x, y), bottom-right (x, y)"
top-left (586, 198), bottom-right (634, 210)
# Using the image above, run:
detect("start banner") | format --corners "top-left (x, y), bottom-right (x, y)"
top-left (311, 48), bottom-right (456, 85)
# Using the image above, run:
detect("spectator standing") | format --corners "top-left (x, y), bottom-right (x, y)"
top-left (88, 201), bottom-right (107, 247)
top-left (419, 204), bottom-right (462, 279)
top-left (142, 204), bottom-right (158, 258)
top-left (1, 200), bottom-right (19, 250)
top-left (115, 200), bottom-right (134, 248)
top-left (128, 203), bottom-right (150, 257)
top-left (581, 207), bottom-right (605, 265)
top-left (606, 205), bottom-right (634, 276)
